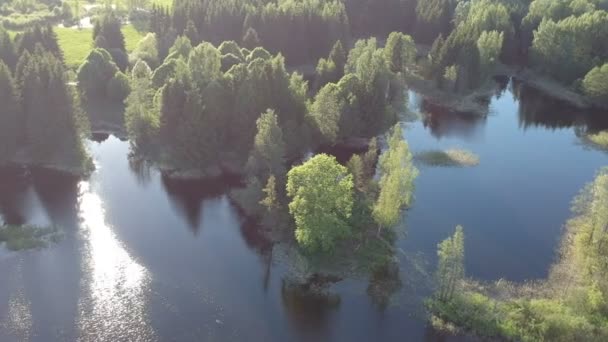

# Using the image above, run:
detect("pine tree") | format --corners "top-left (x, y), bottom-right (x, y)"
top-left (246, 109), bottom-right (286, 181)
top-left (0, 61), bottom-right (19, 161)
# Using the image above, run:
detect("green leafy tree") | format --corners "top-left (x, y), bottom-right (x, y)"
top-left (246, 109), bottom-right (287, 181)
top-left (436, 225), bottom-right (465, 302)
top-left (347, 154), bottom-right (366, 192)
top-left (126, 60), bottom-right (158, 153)
top-left (309, 82), bottom-right (343, 144)
top-left (384, 32), bottom-right (417, 73)
top-left (260, 174), bottom-right (279, 212)
top-left (583, 64), bottom-right (608, 103)
top-left (130, 33), bottom-right (159, 69)
top-left (373, 124), bottom-right (418, 235)
top-left (77, 48), bottom-right (119, 101)
top-left (287, 154), bottom-right (354, 252)
top-left (0, 61), bottom-right (19, 161)
top-left (329, 40), bottom-right (346, 73)
top-left (476, 30), bottom-right (503, 77)
top-left (188, 42), bottom-right (221, 91)
top-left (166, 36), bottom-right (192, 61)
top-left (106, 71), bottom-right (131, 103)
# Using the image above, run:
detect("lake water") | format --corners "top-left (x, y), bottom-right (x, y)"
top-left (1, 79), bottom-right (607, 341)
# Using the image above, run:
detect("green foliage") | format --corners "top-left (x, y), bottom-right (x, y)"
top-left (246, 109), bottom-right (286, 182)
top-left (260, 174), bottom-right (279, 212)
top-left (77, 48), bottom-right (119, 101)
top-left (126, 60), bottom-right (159, 153)
top-left (130, 32), bottom-right (159, 68)
top-left (347, 154), bottom-right (366, 192)
top-left (188, 42), bottom-right (221, 91)
top-left (436, 225), bottom-right (465, 302)
top-left (429, 169), bottom-right (608, 341)
top-left (218, 40), bottom-right (244, 60)
top-left (18, 45), bottom-right (89, 168)
top-left (309, 82), bottom-right (343, 144)
top-left (373, 124), bottom-right (418, 232)
top-left (0, 26), bottom-right (17, 69)
top-left (151, 58), bottom-right (179, 88)
top-left (16, 24), bottom-right (62, 61)
top-left (287, 154), bottom-right (354, 253)
top-left (530, 11), bottom-right (608, 84)
top-left (106, 71), bottom-right (131, 103)
top-left (583, 64), bottom-right (608, 103)
top-left (0, 61), bottom-right (18, 161)
top-left (477, 30), bottom-right (504, 76)
top-left (384, 32), bottom-right (416, 73)
top-left (242, 26), bottom-right (260, 50)
top-left (183, 20), bottom-right (199, 45)
top-left (166, 35), bottom-right (192, 61)
top-left (93, 11), bottom-right (125, 52)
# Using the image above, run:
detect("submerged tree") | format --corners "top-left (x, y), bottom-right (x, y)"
top-left (436, 225), bottom-right (465, 302)
top-left (287, 154), bottom-right (354, 252)
top-left (373, 124), bottom-right (418, 236)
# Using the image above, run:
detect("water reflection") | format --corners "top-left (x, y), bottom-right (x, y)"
top-left (421, 100), bottom-right (487, 140)
top-left (77, 181), bottom-right (155, 341)
top-left (281, 277), bottom-right (341, 339)
top-left (160, 175), bottom-right (239, 234)
top-left (513, 79), bottom-right (608, 131)
top-left (91, 133), bottom-right (110, 143)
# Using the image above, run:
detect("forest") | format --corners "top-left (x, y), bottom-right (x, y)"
top-left (0, 0), bottom-right (608, 340)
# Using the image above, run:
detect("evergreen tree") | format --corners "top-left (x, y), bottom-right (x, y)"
top-left (19, 46), bottom-right (88, 167)
top-left (93, 11), bottom-right (126, 52)
top-left (0, 61), bottom-right (19, 161)
top-left (246, 109), bottom-right (287, 182)
top-left (0, 26), bottom-right (17, 70)
top-left (184, 20), bottom-right (200, 45)
top-left (242, 27), bottom-right (261, 50)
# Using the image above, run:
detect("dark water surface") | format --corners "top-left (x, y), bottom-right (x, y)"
top-left (1, 81), bottom-right (607, 341)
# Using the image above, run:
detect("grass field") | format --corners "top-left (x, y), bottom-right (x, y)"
top-left (55, 24), bottom-right (145, 68)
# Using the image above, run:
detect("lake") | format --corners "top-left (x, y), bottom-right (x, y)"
top-left (1, 79), bottom-right (607, 341)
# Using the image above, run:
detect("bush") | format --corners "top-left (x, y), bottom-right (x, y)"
top-left (106, 71), bottom-right (131, 103)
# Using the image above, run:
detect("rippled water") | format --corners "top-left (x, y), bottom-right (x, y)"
top-left (0, 80), bottom-right (607, 341)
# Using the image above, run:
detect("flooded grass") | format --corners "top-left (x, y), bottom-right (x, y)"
top-left (415, 149), bottom-right (480, 167)
top-left (586, 131), bottom-right (608, 149)
top-left (0, 225), bottom-right (62, 251)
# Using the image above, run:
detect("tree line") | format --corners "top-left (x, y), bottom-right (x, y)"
top-left (0, 24), bottom-right (89, 171)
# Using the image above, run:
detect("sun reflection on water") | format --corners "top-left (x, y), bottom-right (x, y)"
top-left (77, 181), bottom-right (155, 341)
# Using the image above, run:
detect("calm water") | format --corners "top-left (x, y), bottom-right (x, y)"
top-left (1, 80), bottom-right (607, 341)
